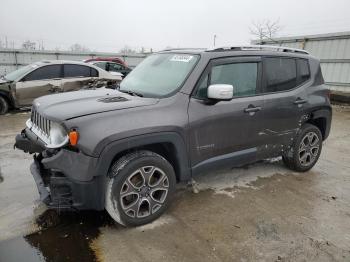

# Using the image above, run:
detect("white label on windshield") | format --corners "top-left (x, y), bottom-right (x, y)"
top-left (170, 55), bottom-right (193, 63)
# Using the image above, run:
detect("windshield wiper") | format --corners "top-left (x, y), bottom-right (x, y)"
top-left (119, 90), bottom-right (144, 97)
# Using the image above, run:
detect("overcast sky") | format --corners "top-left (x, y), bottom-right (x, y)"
top-left (1, 0), bottom-right (350, 52)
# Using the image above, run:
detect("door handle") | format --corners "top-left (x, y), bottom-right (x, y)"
top-left (293, 98), bottom-right (307, 105)
top-left (244, 105), bottom-right (262, 113)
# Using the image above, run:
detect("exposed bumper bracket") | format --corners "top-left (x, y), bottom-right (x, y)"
top-left (30, 157), bottom-right (50, 204)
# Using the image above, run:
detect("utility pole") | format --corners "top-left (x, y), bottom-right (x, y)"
top-left (213, 34), bottom-right (217, 47)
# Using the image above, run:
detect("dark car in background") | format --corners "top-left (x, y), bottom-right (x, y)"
top-left (85, 57), bottom-right (127, 66)
top-left (0, 60), bottom-right (121, 114)
top-left (87, 60), bottom-right (132, 78)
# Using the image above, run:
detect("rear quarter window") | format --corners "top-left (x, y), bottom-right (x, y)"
top-left (90, 68), bottom-right (98, 77)
top-left (297, 59), bottom-right (311, 85)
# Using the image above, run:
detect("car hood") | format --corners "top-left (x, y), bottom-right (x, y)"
top-left (34, 88), bottom-right (159, 121)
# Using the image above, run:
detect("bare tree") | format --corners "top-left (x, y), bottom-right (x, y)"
top-left (250, 19), bottom-right (282, 43)
top-left (70, 43), bottom-right (90, 52)
top-left (119, 45), bottom-right (137, 54)
top-left (22, 40), bottom-right (36, 50)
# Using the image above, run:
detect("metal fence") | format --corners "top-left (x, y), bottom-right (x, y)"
top-left (252, 31), bottom-right (350, 93)
top-left (0, 49), bottom-right (148, 76)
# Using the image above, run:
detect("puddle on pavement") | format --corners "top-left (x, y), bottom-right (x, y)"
top-left (0, 210), bottom-right (115, 262)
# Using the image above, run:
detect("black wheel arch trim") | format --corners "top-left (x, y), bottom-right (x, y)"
top-left (0, 90), bottom-right (15, 108)
top-left (309, 107), bottom-right (332, 140)
top-left (95, 132), bottom-right (191, 182)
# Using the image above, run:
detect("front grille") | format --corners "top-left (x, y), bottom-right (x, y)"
top-left (30, 107), bottom-right (52, 139)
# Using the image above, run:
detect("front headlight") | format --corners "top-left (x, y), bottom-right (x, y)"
top-left (47, 123), bottom-right (69, 149)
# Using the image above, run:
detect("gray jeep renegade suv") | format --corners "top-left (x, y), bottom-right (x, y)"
top-left (15, 45), bottom-right (332, 226)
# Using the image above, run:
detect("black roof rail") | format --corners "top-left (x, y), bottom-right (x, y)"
top-left (161, 48), bottom-right (207, 52)
top-left (206, 45), bottom-right (309, 55)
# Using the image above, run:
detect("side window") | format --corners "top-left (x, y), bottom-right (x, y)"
top-left (64, 64), bottom-right (91, 78)
top-left (211, 63), bottom-right (258, 97)
top-left (263, 57), bottom-right (297, 92)
top-left (197, 75), bottom-right (209, 98)
top-left (297, 59), bottom-right (310, 85)
top-left (196, 63), bottom-right (258, 98)
top-left (93, 62), bottom-right (107, 70)
top-left (108, 63), bottom-right (123, 72)
top-left (24, 65), bottom-right (61, 81)
top-left (90, 68), bottom-right (98, 77)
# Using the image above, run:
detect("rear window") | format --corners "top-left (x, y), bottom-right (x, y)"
top-left (24, 65), bottom-right (61, 81)
top-left (264, 57), bottom-right (297, 93)
top-left (64, 64), bottom-right (98, 78)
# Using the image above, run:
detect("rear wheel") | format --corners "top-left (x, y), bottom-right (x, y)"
top-left (283, 123), bottom-right (322, 172)
top-left (105, 150), bottom-right (176, 226)
top-left (0, 96), bottom-right (9, 115)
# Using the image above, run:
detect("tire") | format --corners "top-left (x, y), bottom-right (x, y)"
top-left (0, 96), bottom-right (9, 115)
top-left (105, 150), bottom-right (176, 226)
top-left (283, 123), bottom-right (323, 172)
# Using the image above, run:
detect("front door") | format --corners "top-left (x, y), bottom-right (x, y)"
top-left (188, 56), bottom-right (264, 174)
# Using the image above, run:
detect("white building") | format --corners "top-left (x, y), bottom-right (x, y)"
top-left (252, 31), bottom-right (350, 93)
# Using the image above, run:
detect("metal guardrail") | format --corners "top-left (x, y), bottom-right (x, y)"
top-left (0, 48), bottom-right (148, 76)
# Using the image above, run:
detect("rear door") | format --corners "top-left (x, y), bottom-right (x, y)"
top-left (259, 57), bottom-right (311, 157)
top-left (188, 56), bottom-right (265, 171)
top-left (61, 64), bottom-right (98, 92)
top-left (15, 64), bottom-right (62, 106)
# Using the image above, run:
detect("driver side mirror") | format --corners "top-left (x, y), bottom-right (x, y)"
top-left (207, 84), bottom-right (233, 100)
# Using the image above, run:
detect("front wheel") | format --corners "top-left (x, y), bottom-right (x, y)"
top-left (105, 150), bottom-right (176, 226)
top-left (283, 123), bottom-right (323, 172)
top-left (0, 96), bottom-right (9, 115)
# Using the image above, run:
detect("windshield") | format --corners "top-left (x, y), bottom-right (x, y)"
top-left (120, 53), bottom-right (199, 97)
top-left (4, 64), bottom-right (37, 81)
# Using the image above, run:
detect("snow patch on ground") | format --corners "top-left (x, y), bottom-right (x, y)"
top-left (195, 158), bottom-right (290, 198)
top-left (134, 215), bottom-right (176, 231)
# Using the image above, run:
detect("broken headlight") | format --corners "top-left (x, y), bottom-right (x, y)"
top-left (47, 122), bottom-right (69, 149)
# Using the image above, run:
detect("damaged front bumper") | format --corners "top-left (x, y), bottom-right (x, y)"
top-left (15, 128), bottom-right (106, 211)
top-left (15, 128), bottom-right (45, 154)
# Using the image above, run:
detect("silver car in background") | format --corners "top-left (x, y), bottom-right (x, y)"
top-left (0, 60), bottom-right (122, 114)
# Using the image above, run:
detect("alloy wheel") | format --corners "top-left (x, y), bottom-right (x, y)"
top-left (298, 131), bottom-right (320, 167)
top-left (119, 166), bottom-right (169, 218)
